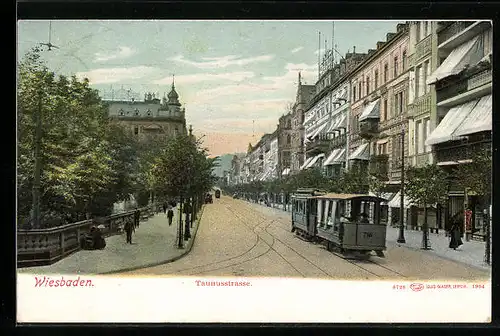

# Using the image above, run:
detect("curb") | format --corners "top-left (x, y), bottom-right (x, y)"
top-left (98, 205), bottom-right (206, 275)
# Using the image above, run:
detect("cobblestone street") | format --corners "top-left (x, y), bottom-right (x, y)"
top-left (122, 196), bottom-right (490, 280)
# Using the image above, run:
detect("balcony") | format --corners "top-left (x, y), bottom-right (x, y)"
top-left (414, 35), bottom-right (432, 63)
top-left (369, 154), bottom-right (389, 181)
top-left (413, 152), bottom-right (433, 167)
top-left (331, 133), bottom-right (347, 149)
top-left (358, 119), bottom-right (379, 139)
top-left (408, 92), bottom-right (432, 118)
top-left (306, 134), bottom-right (330, 155)
top-left (437, 67), bottom-right (492, 105)
top-left (435, 134), bottom-right (490, 163)
top-left (438, 21), bottom-right (491, 51)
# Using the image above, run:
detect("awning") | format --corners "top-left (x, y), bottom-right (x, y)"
top-left (307, 122), bottom-right (328, 140)
top-left (388, 191), bottom-right (414, 208)
top-left (349, 143), bottom-right (370, 160)
top-left (330, 114), bottom-right (347, 132)
top-left (368, 192), bottom-right (395, 205)
top-left (305, 153), bottom-right (325, 169)
top-left (323, 148), bottom-right (341, 166)
top-left (427, 36), bottom-right (481, 85)
top-left (425, 99), bottom-right (479, 146)
top-left (300, 157), bottom-right (314, 170)
top-left (330, 148), bottom-right (346, 164)
top-left (454, 94), bottom-right (492, 137)
top-left (326, 117), bottom-right (338, 133)
top-left (437, 161), bottom-right (459, 166)
top-left (282, 168), bottom-right (290, 176)
top-left (376, 138), bottom-right (389, 145)
top-left (358, 99), bottom-right (381, 122)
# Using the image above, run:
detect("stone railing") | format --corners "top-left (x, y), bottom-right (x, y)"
top-left (437, 21), bottom-right (473, 46)
top-left (415, 35), bottom-right (432, 62)
top-left (17, 204), bottom-right (156, 268)
top-left (409, 92), bottom-right (432, 118)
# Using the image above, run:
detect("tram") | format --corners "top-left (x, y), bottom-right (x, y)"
top-left (291, 190), bottom-right (388, 259)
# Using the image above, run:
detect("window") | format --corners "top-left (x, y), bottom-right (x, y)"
top-left (147, 109), bottom-right (151, 116)
top-left (423, 21), bottom-right (428, 37)
top-left (424, 118), bottom-right (431, 152)
top-left (383, 99), bottom-right (388, 121)
top-left (366, 76), bottom-right (370, 94)
top-left (374, 70), bottom-right (379, 89)
top-left (402, 51), bottom-right (407, 70)
top-left (394, 56), bottom-right (399, 77)
top-left (353, 85), bottom-right (357, 101)
top-left (358, 81), bottom-right (362, 99)
top-left (287, 134), bottom-right (291, 144)
top-left (415, 120), bottom-right (422, 154)
top-left (134, 108), bottom-right (139, 116)
top-left (174, 127), bottom-right (179, 136)
top-left (415, 22), bottom-right (421, 43)
top-left (422, 61), bottom-right (428, 94)
top-left (119, 109), bottom-right (124, 116)
top-left (384, 63), bottom-right (389, 83)
top-left (415, 66), bottom-right (421, 97)
top-left (399, 91), bottom-right (404, 113)
top-left (134, 126), bottom-right (139, 135)
top-left (394, 93), bottom-right (399, 115)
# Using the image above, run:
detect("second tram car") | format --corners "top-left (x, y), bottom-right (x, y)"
top-left (291, 191), bottom-right (388, 259)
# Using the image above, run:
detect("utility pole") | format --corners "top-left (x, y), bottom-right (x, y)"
top-left (31, 88), bottom-right (44, 229)
top-left (397, 127), bottom-right (406, 243)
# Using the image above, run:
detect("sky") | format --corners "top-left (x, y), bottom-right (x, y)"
top-left (17, 20), bottom-right (402, 156)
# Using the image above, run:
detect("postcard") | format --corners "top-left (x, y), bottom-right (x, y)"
top-left (17, 19), bottom-right (492, 323)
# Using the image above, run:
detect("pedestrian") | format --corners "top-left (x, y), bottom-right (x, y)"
top-left (449, 223), bottom-right (463, 250)
top-left (162, 202), bottom-right (167, 214)
top-left (134, 208), bottom-right (141, 229)
top-left (124, 220), bottom-right (134, 244)
top-left (167, 205), bottom-right (174, 226)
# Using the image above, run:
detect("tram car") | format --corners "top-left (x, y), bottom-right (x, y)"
top-left (291, 191), bottom-right (388, 259)
top-left (215, 189), bottom-right (221, 199)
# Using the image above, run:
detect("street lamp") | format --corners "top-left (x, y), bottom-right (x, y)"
top-left (484, 208), bottom-right (491, 265)
top-left (397, 127), bottom-right (406, 244)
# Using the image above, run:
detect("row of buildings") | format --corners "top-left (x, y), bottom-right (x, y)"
top-left (228, 21), bottom-right (492, 237)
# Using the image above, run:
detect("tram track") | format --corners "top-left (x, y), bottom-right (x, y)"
top-left (168, 201), bottom-right (276, 275)
top-left (244, 200), bottom-right (408, 279)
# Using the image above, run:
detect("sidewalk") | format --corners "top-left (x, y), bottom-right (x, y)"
top-left (17, 208), bottom-right (203, 275)
top-left (250, 200), bottom-right (491, 271)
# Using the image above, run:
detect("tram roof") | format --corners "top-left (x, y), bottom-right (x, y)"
top-left (313, 193), bottom-right (388, 202)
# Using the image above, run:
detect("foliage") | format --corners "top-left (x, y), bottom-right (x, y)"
top-left (336, 166), bottom-right (370, 194)
top-left (18, 47), bottom-right (142, 227)
top-left (454, 148), bottom-right (492, 205)
top-left (404, 164), bottom-right (449, 207)
top-left (151, 134), bottom-right (217, 200)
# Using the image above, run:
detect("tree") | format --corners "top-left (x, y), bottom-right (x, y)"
top-left (404, 164), bottom-right (448, 249)
top-left (337, 167), bottom-right (369, 194)
top-left (454, 148), bottom-right (492, 209)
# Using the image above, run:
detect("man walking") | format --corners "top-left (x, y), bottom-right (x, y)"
top-left (167, 205), bottom-right (174, 226)
top-left (124, 219), bottom-right (134, 244)
top-left (134, 208), bottom-right (141, 229)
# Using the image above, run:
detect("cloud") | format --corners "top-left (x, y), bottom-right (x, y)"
top-left (93, 46), bottom-right (135, 62)
top-left (152, 71), bottom-right (255, 85)
top-left (291, 46), bottom-right (303, 53)
top-left (169, 54), bottom-right (275, 69)
top-left (191, 62), bottom-right (318, 103)
top-left (75, 66), bottom-right (156, 84)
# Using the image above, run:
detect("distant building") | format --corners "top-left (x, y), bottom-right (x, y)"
top-left (105, 78), bottom-right (187, 140)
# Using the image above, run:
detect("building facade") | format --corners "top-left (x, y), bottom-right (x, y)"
top-left (426, 20), bottom-right (492, 237)
top-left (106, 81), bottom-right (187, 140)
top-left (290, 73), bottom-right (316, 173)
top-left (349, 23), bottom-right (410, 190)
top-left (277, 113), bottom-right (293, 178)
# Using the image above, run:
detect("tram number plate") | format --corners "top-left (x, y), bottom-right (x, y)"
top-left (361, 232), bottom-right (373, 239)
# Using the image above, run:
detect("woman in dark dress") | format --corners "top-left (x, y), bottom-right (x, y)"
top-left (449, 223), bottom-right (463, 250)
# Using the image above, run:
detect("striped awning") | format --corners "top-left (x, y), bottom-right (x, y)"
top-left (349, 143), bottom-right (370, 160)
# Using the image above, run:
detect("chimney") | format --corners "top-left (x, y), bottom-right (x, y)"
top-left (353, 46), bottom-right (356, 53)
top-left (376, 41), bottom-right (386, 50)
top-left (397, 23), bottom-right (407, 32)
top-left (386, 32), bottom-right (396, 41)
top-left (368, 49), bottom-right (376, 56)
